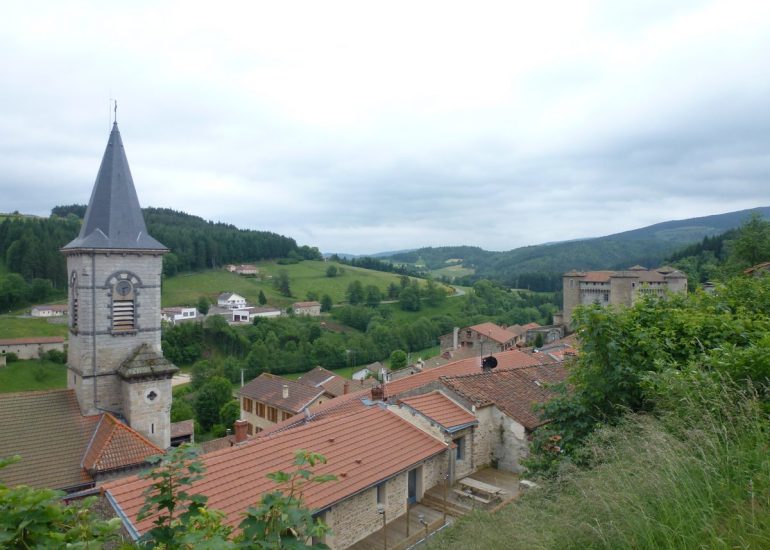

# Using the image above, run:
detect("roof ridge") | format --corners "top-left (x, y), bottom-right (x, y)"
top-left (81, 413), bottom-right (108, 469)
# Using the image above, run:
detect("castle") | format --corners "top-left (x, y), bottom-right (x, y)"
top-left (561, 265), bottom-right (688, 328)
top-left (62, 122), bottom-right (177, 448)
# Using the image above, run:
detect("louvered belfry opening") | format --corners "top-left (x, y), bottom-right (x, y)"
top-left (112, 298), bottom-right (135, 330)
top-left (70, 272), bottom-right (79, 330)
top-left (111, 275), bottom-right (137, 332)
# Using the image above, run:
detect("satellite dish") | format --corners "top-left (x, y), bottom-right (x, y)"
top-left (482, 356), bottom-right (498, 370)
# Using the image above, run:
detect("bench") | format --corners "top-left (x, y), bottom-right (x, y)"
top-left (453, 488), bottom-right (491, 504)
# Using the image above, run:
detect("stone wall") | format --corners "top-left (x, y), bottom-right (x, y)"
top-left (0, 340), bottom-right (65, 360)
top-left (471, 406), bottom-right (497, 469)
top-left (492, 408), bottom-right (529, 473)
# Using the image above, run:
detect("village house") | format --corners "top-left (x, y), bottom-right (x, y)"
top-left (439, 322), bottom-right (520, 354)
top-left (0, 389), bottom-right (162, 492)
top-left (169, 419), bottom-right (195, 447)
top-left (297, 366), bottom-right (377, 397)
top-left (226, 263), bottom-right (259, 276)
top-left (30, 304), bottom-right (68, 317)
top-left (293, 300), bottom-right (322, 316)
top-left (217, 292), bottom-right (247, 309)
top-left (745, 261), bottom-right (770, 277)
top-left (561, 265), bottom-right (688, 328)
top-left (160, 306), bottom-right (198, 325)
top-left (238, 373), bottom-right (330, 434)
top-left (231, 305), bottom-right (282, 323)
top-left (0, 336), bottom-right (65, 360)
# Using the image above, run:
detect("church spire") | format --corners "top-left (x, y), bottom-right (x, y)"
top-left (63, 123), bottom-right (166, 251)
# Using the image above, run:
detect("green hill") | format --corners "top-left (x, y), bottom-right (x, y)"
top-left (162, 260), bottom-right (416, 308)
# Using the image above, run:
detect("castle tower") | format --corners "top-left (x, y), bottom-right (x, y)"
top-left (561, 270), bottom-right (585, 329)
top-left (62, 122), bottom-right (177, 448)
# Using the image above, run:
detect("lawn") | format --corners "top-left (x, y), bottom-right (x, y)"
top-left (430, 264), bottom-right (475, 279)
top-left (0, 316), bottom-right (69, 338)
top-left (0, 360), bottom-right (67, 393)
top-left (162, 261), bottom-right (423, 309)
top-left (380, 295), bottom-right (465, 323)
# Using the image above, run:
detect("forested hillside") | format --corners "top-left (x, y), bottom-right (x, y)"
top-left (0, 206), bottom-right (315, 310)
top-left (387, 207), bottom-right (770, 290)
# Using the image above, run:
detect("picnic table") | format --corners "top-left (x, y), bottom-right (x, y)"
top-left (457, 477), bottom-right (504, 501)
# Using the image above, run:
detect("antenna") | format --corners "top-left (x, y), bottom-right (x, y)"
top-left (114, 100), bottom-right (118, 123)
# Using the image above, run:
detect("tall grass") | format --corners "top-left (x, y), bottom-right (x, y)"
top-left (429, 387), bottom-right (770, 549)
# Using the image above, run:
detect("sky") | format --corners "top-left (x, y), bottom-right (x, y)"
top-left (1, 1), bottom-right (769, 255)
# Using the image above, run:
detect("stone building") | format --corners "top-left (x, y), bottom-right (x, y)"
top-left (439, 322), bottom-right (519, 353)
top-left (61, 122), bottom-right (177, 449)
top-left (0, 336), bottom-right (65, 360)
top-left (561, 265), bottom-right (688, 328)
top-left (292, 300), bottom-right (322, 316)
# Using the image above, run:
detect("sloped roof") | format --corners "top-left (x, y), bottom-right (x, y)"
top-left (0, 390), bottom-right (98, 490)
top-left (399, 391), bottom-right (477, 432)
top-left (296, 366), bottom-right (374, 397)
top-left (104, 404), bottom-right (447, 536)
top-left (467, 322), bottom-right (517, 344)
top-left (441, 364), bottom-right (567, 430)
top-left (82, 414), bottom-right (162, 474)
top-left (117, 344), bottom-right (178, 381)
top-left (62, 123), bottom-right (166, 251)
top-left (170, 419), bottom-right (195, 439)
top-left (293, 301), bottom-right (321, 308)
top-left (0, 336), bottom-right (65, 346)
top-left (239, 373), bottom-right (325, 413)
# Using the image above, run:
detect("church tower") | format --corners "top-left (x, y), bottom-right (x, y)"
top-left (62, 122), bottom-right (177, 448)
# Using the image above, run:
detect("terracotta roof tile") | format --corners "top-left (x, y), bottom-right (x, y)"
top-left (297, 367), bottom-right (375, 397)
top-left (399, 391), bottom-right (477, 431)
top-left (170, 419), bottom-right (195, 438)
top-left (0, 390), bottom-right (97, 490)
top-left (82, 414), bottom-right (162, 474)
top-left (105, 405), bottom-right (447, 536)
top-left (293, 301), bottom-right (321, 308)
top-left (441, 364), bottom-right (568, 430)
top-left (239, 373), bottom-right (324, 414)
top-left (467, 322), bottom-right (517, 344)
top-left (0, 336), bottom-right (65, 346)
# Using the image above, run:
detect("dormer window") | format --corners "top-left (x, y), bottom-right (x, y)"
top-left (110, 272), bottom-right (138, 332)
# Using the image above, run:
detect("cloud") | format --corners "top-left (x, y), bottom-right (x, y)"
top-left (1, 0), bottom-right (769, 254)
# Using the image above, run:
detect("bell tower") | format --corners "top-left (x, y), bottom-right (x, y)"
top-left (62, 122), bottom-right (177, 448)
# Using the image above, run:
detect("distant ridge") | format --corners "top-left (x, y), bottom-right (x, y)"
top-left (382, 207), bottom-right (770, 288)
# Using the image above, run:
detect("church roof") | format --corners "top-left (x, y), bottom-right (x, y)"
top-left (63, 123), bottom-right (166, 251)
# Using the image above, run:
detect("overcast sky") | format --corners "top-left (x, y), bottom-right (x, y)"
top-left (1, 1), bottom-right (769, 254)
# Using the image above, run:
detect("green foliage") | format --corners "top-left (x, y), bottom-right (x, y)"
top-left (0, 359), bottom-right (66, 393)
top-left (43, 348), bottom-right (67, 364)
top-left (531, 274), bottom-right (770, 472)
top-left (399, 285), bottom-right (421, 311)
top-left (5, 352), bottom-right (18, 363)
top-left (0, 316), bottom-right (68, 338)
top-left (345, 280), bottom-right (364, 305)
top-left (171, 398), bottom-right (195, 423)
top-left (194, 377), bottom-right (235, 431)
top-left (320, 294), bottom-right (332, 312)
top-left (197, 296), bottom-right (210, 315)
top-left (325, 265), bottom-right (337, 278)
top-left (726, 212), bottom-right (770, 270)
top-left (389, 349), bottom-right (407, 371)
top-left (364, 285), bottom-right (382, 307)
top-left (0, 455), bottom-right (121, 548)
top-left (219, 400), bottom-right (240, 430)
top-left (273, 270), bottom-right (292, 297)
top-left (258, 290), bottom-right (267, 305)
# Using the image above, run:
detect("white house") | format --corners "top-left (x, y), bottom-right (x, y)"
top-left (30, 304), bottom-right (68, 318)
top-left (161, 307), bottom-right (198, 325)
top-left (232, 306), bottom-right (282, 323)
top-left (292, 301), bottom-right (321, 316)
top-left (217, 292), bottom-right (247, 310)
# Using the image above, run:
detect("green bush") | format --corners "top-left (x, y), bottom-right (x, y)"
top-left (43, 349), bottom-right (66, 364)
top-left (4, 352), bottom-right (18, 363)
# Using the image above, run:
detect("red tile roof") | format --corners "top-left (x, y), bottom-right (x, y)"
top-left (239, 373), bottom-right (325, 414)
top-left (582, 271), bottom-right (614, 283)
top-left (399, 391), bottom-right (477, 431)
top-left (467, 322), bottom-right (517, 344)
top-left (104, 405), bottom-right (447, 536)
top-left (297, 367), bottom-right (375, 397)
top-left (82, 414), bottom-right (163, 474)
top-left (293, 301), bottom-right (321, 308)
top-left (441, 364), bottom-right (568, 430)
top-left (0, 336), bottom-right (65, 346)
top-left (170, 419), bottom-right (195, 439)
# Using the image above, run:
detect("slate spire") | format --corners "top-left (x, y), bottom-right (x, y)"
top-left (63, 123), bottom-right (166, 250)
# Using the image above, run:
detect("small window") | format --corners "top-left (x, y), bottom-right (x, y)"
top-left (256, 403), bottom-right (266, 417)
top-left (267, 407), bottom-right (278, 423)
top-left (151, 423), bottom-right (155, 434)
top-left (243, 397), bottom-right (253, 413)
top-left (247, 422), bottom-right (254, 435)
top-left (569, 279), bottom-right (574, 288)
top-left (455, 437), bottom-right (465, 461)
top-left (376, 482), bottom-right (386, 504)
top-left (70, 271), bottom-right (79, 330)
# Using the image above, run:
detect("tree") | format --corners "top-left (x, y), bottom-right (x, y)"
top-left (325, 265), bottom-right (338, 278)
top-left (273, 270), bottom-right (291, 297)
top-left (390, 349), bottom-right (408, 370)
top-left (258, 290), bottom-right (267, 305)
top-left (346, 280), bottom-right (364, 305)
top-left (219, 400), bottom-right (240, 430)
top-left (364, 285), bottom-right (382, 307)
top-left (399, 285), bottom-right (421, 311)
top-left (320, 294), bottom-right (333, 313)
top-left (171, 398), bottom-right (195, 422)
top-left (194, 376), bottom-right (233, 431)
top-left (197, 296), bottom-right (210, 315)
top-left (728, 213), bottom-right (770, 268)
top-left (306, 290), bottom-right (320, 301)
top-left (387, 282), bottom-right (400, 300)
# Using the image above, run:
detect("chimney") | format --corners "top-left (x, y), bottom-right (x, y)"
top-left (234, 419), bottom-right (248, 443)
top-left (282, 384), bottom-right (289, 399)
top-left (453, 327), bottom-right (459, 350)
top-left (371, 384), bottom-right (387, 402)
top-left (343, 381), bottom-right (350, 395)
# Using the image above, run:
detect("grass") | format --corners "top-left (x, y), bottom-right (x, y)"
top-left (0, 360), bottom-right (67, 393)
top-left (427, 390), bottom-right (770, 549)
top-left (431, 264), bottom-right (475, 279)
top-left (0, 316), bottom-right (69, 338)
top-left (162, 261), bottom-right (415, 309)
top-left (380, 296), bottom-right (465, 323)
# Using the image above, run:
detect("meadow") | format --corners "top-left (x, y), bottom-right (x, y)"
top-left (0, 360), bottom-right (67, 393)
top-left (0, 316), bottom-right (69, 338)
top-left (162, 260), bottom-right (413, 308)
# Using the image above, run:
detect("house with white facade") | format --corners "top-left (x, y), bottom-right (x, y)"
top-left (160, 307), bottom-right (197, 325)
top-left (30, 304), bottom-right (68, 318)
top-left (217, 292), bottom-right (247, 309)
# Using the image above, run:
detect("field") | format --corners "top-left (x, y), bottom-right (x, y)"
top-left (430, 263), bottom-right (475, 279)
top-left (0, 360), bottom-right (67, 393)
top-left (0, 316), bottom-right (69, 338)
top-left (162, 260), bottom-right (429, 308)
